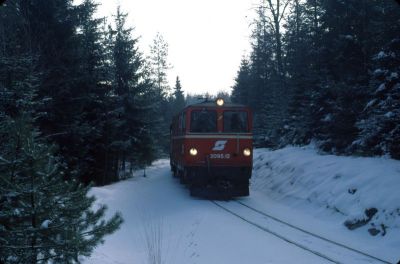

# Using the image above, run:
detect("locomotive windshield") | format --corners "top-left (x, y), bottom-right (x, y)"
top-left (223, 111), bottom-right (248, 133)
top-left (190, 110), bottom-right (217, 132)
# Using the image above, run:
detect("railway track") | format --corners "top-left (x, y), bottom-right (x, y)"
top-left (211, 200), bottom-right (392, 264)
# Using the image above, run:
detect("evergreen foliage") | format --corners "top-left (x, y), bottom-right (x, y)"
top-left (355, 38), bottom-right (400, 159)
top-left (0, 115), bottom-right (123, 263)
top-left (0, 55), bottom-right (41, 118)
top-left (172, 76), bottom-right (185, 117)
top-left (232, 0), bottom-right (400, 159)
top-left (0, 1), bottom-right (160, 185)
top-left (0, 1), bottom-right (167, 261)
top-left (148, 32), bottom-right (173, 155)
top-left (102, 6), bottom-right (158, 181)
top-left (231, 57), bottom-right (251, 106)
top-left (149, 32), bottom-right (171, 97)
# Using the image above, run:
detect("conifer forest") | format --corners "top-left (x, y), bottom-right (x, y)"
top-left (0, 0), bottom-right (399, 263)
top-left (232, 0), bottom-right (400, 158)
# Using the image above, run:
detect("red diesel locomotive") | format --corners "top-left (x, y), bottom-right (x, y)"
top-left (170, 98), bottom-right (253, 197)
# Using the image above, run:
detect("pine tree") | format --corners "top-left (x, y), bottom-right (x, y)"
top-left (280, 0), bottom-right (314, 145)
top-left (1, 0), bottom-right (160, 186)
top-left (233, 0), bottom-right (400, 155)
top-left (355, 38), bottom-right (400, 159)
top-left (149, 33), bottom-right (171, 97)
top-left (247, 4), bottom-right (282, 146)
top-left (0, 115), bottom-right (123, 263)
top-left (231, 57), bottom-right (251, 105)
top-left (4, 0), bottom-right (102, 181)
top-left (148, 32), bottom-right (172, 155)
top-left (62, 0), bottom-right (111, 184)
top-left (171, 76), bottom-right (185, 116)
top-left (310, 81), bottom-right (366, 153)
top-left (0, 56), bottom-right (41, 119)
top-left (306, 0), bottom-right (398, 153)
top-left (108, 6), bottom-right (140, 180)
top-left (106, 6), bottom-right (157, 179)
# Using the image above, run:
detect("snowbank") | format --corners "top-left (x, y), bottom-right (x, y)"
top-left (85, 149), bottom-right (400, 263)
top-left (251, 146), bottom-right (400, 237)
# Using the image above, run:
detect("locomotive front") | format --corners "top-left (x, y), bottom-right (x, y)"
top-left (170, 99), bottom-right (253, 197)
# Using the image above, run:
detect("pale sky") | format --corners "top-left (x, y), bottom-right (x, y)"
top-left (96, 0), bottom-right (259, 95)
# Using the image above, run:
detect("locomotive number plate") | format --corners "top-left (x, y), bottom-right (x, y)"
top-left (210, 153), bottom-right (230, 159)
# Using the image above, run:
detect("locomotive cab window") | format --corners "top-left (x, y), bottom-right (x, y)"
top-left (223, 111), bottom-right (248, 133)
top-left (190, 110), bottom-right (217, 133)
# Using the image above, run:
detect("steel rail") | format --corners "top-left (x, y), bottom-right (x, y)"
top-left (234, 200), bottom-right (391, 264)
top-left (211, 200), bottom-right (340, 264)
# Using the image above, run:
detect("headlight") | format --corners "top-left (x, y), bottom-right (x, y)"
top-left (216, 98), bottom-right (224, 106)
top-left (243, 148), bottom-right (251, 156)
top-left (189, 148), bottom-right (198, 156)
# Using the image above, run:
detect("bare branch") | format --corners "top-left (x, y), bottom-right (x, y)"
top-left (279, 0), bottom-right (291, 23)
top-left (265, 0), bottom-right (277, 20)
top-left (265, 16), bottom-right (277, 34)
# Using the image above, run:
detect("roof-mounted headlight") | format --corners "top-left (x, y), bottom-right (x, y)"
top-left (216, 98), bottom-right (224, 106)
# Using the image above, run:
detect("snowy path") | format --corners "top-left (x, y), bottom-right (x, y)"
top-left (84, 158), bottom-right (397, 264)
top-left (85, 159), bottom-right (337, 264)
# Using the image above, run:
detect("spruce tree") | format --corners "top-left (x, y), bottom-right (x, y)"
top-left (4, 0), bottom-right (101, 181)
top-left (73, 0), bottom-right (117, 184)
top-left (171, 76), bottom-right (185, 116)
top-left (280, 0), bottom-right (314, 145)
top-left (107, 6), bottom-right (157, 178)
top-left (233, 0), bottom-right (400, 155)
top-left (307, 0), bottom-right (396, 153)
top-left (0, 115), bottom-right (123, 263)
top-left (231, 57), bottom-right (251, 106)
top-left (355, 38), bottom-right (400, 159)
top-left (248, 5), bottom-right (282, 146)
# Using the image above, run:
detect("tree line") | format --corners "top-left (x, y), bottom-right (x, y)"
top-left (0, 0), bottom-right (185, 186)
top-left (0, 0), bottom-right (185, 262)
top-left (232, 0), bottom-right (400, 159)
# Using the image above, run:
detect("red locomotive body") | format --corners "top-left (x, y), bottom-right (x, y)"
top-left (170, 99), bottom-right (253, 197)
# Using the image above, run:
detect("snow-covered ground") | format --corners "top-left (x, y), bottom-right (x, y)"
top-left (251, 147), bottom-right (400, 262)
top-left (84, 147), bottom-right (400, 264)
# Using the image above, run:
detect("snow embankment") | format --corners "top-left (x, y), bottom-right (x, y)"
top-left (251, 146), bottom-right (400, 237)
